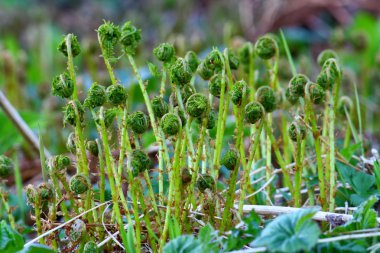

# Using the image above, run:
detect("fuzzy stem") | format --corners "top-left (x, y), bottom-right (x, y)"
top-left (294, 132), bottom-right (302, 207)
top-left (0, 188), bottom-right (16, 229)
top-left (220, 165), bottom-right (239, 232)
top-left (52, 176), bottom-right (70, 220)
top-left (65, 34), bottom-right (78, 100)
top-left (265, 114), bottom-right (272, 202)
top-left (137, 181), bottom-right (158, 252)
top-left (213, 51), bottom-right (228, 180)
top-left (97, 33), bottom-right (118, 85)
top-left (328, 90), bottom-right (336, 212)
top-left (34, 196), bottom-right (45, 244)
top-left (304, 88), bottom-right (327, 210)
top-left (72, 102), bottom-right (89, 177)
top-left (127, 169), bottom-right (142, 253)
top-left (160, 128), bottom-right (183, 249)
top-left (96, 139), bottom-right (106, 241)
top-left (239, 121), bottom-right (264, 214)
top-left (127, 55), bottom-right (171, 169)
top-left (263, 118), bottom-right (293, 194)
top-left (58, 176), bottom-right (79, 214)
top-left (173, 129), bottom-right (183, 224)
top-left (180, 117), bottom-right (207, 230)
top-left (97, 107), bottom-right (129, 250)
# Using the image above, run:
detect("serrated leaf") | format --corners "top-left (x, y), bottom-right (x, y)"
top-left (147, 62), bottom-right (161, 78)
top-left (332, 195), bottom-right (378, 235)
top-left (198, 224), bottom-right (221, 252)
top-left (336, 161), bottom-right (376, 204)
top-left (163, 235), bottom-right (203, 253)
top-left (0, 220), bottom-right (24, 253)
top-left (250, 208), bottom-right (320, 253)
top-left (340, 142), bottom-right (362, 161)
top-left (352, 195), bottom-right (378, 229)
top-left (223, 211), bottom-right (262, 251)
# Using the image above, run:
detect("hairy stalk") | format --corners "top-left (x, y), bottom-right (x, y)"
top-left (137, 181), bottom-right (158, 252)
top-left (127, 55), bottom-right (171, 167)
top-left (173, 129), bottom-right (183, 224)
top-left (263, 118), bottom-right (293, 194)
top-left (160, 65), bottom-right (167, 98)
top-left (97, 33), bottom-right (118, 85)
top-left (58, 176), bottom-right (79, 214)
top-left (175, 87), bottom-right (195, 161)
top-left (51, 176), bottom-right (70, 220)
top-left (65, 34), bottom-right (78, 100)
top-left (97, 107), bottom-right (129, 250)
top-left (220, 164), bottom-right (239, 232)
top-left (127, 168), bottom-right (142, 253)
top-left (133, 133), bottom-right (162, 227)
top-left (328, 90), bottom-right (336, 212)
top-left (34, 195), bottom-right (45, 244)
top-left (294, 132), bottom-right (302, 207)
top-left (0, 188), bottom-right (16, 229)
top-left (265, 114), bottom-right (272, 202)
top-left (96, 139), bottom-right (106, 241)
top-left (180, 117), bottom-right (208, 231)
top-left (72, 101), bottom-right (89, 177)
top-left (117, 104), bottom-right (129, 177)
top-left (239, 121), bottom-right (264, 214)
top-left (161, 127), bottom-right (183, 249)
top-left (213, 50), bottom-right (228, 180)
top-left (305, 83), bottom-right (326, 210)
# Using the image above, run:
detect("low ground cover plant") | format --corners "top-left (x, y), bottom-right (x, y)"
top-left (1, 20), bottom-right (379, 253)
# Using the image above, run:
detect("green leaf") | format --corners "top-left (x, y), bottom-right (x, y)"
top-left (198, 225), bottom-right (221, 252)
top-left (332, 195), bottom-right (378, 235)
top-left (163, 235), bottom-right (203, 253)
top-left (126, 223), bottom-right (137, 253)
top-left (147, 62), bottom-right (161, 78)
top-left (0, 220), bottom-right (24, 253)
top-left (16, 244), bottom-right (55, 253)
top-left (251, 208), bottom-right (320, 253)
top-left (336, 161), bottom-right (376, 205)
top-left (168, 217), bottom-right (181, 240)
top-left (373, 161), bottom-right (380, 193)
top-left (352, 195), bottom-right (378, 229)
top-left (340, 142), bottom-right (362, 161)
top-left (224, 211), bottom-right (262, 251)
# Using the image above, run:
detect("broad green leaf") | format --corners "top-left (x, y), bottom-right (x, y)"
top-left (316, 240), bottom-right (367, 253)
top-left (251, 208), bottom-right (320, 253)
top-left (0, 220), bottom-right (24, 253)
top-left (17, 244), bottom-right (55, 253)
top-left (163, 235), bottom-right (203, 253)
top-left (352, 195), bottom-right (378, 229)
top-left (332, 195), bottom-right (378, 235)
top-left (340, 142), bottom-right (362, 161)
top-left (198, 225), bottom-right (221, 252)
top-left (224, 211), bottom-right (262, 251)
top-left (336, 161), bottom-right (376, 205)
top-left (374, 161), bottom-right (380, 193)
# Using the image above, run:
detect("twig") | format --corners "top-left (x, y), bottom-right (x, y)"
top-left (0, 90), bottom-right (50, 158)
top-left (24, 201), bottom-right (112, 247)
top-left (235, 204), bottom-right (380, 223)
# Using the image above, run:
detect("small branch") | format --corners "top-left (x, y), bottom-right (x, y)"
top-left (0, 90), bottom-right (50, 158)
top-left (235, 204), bottom-right (380, 224)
